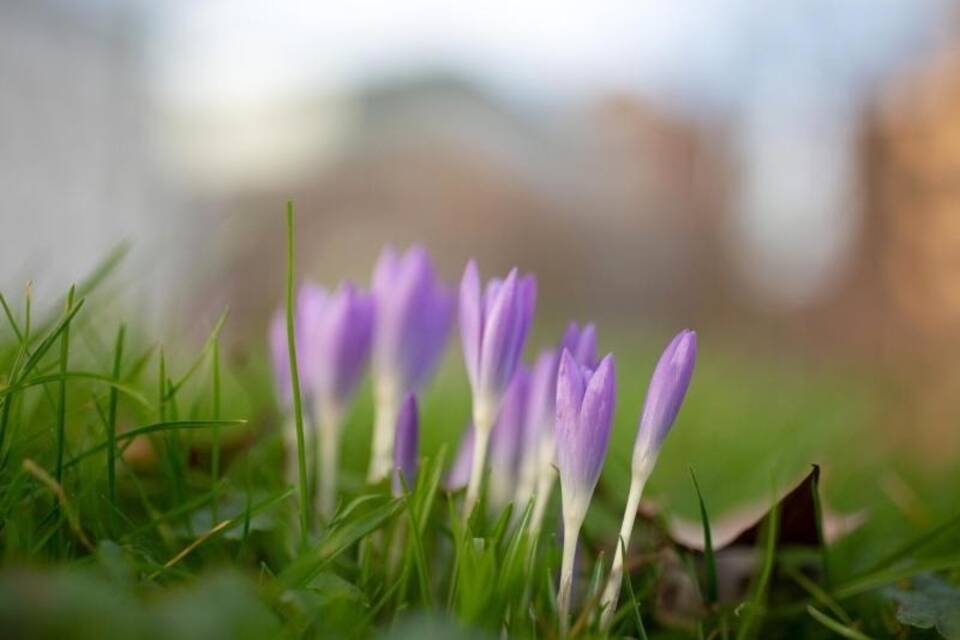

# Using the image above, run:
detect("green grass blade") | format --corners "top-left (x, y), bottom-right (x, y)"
top-left (736, 503), bottom-right (780, 639)
top-left (63, 419), bottom-right (246, 469)
top-left (690, 467), bottom-right (718, 604)
top-left (806, 605), bottom-right (873, 639)
top-left (55, 286), bottom-right (76, 485)
top-left (285, 202), bottom-right (310, 548)
top-left (210, 335), bottom-right (222, 521)
top-left (106, 323), bottom-right (126, 529)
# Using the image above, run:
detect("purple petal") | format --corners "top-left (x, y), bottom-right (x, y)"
top-left (576, 354), bottom-right (616, 488)
top-left (296, 281), bottom-right (328, 389)
top-left (637, 330), bottom-right (697, 451)
top-left (393, 393), bottom-right (419, 495)
top-left (478, 268), bottom-right (521, 398)
top-left (459, 260), bottom-right (482, 391)
top-left (575, 323), bottom-right (598, 368)
top-left (554, 349), bottom-right (586, 488)
top-left (316, 282), bottom-right (373, 408)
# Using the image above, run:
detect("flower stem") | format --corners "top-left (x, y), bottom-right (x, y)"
top-left (317, 404), bottom-right (342, 520)
top-left (558, 515), bottom-right (582, 637)
top-left (599, 471), bottom-right (648, 628)
top-left (462, 402), bottom-right (493, 520)
top-left (367, 383), bottom-right (398, 482)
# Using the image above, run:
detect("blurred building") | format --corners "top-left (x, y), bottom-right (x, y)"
top-left (195, 76), bottom-right (731, 334)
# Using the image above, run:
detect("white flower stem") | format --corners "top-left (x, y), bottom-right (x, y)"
top-left (462, 399), bottom-right (494, 520)
top-left (367, 382), bottom-right (398, 482)
top-left (317, 404), bottom-right (343, 520)
top-left (557, 514), bottom-right (583, 637)
top-left (599, 465), bottom-right (652, 628)
top-left (529, 464), bottom-right (556, 539)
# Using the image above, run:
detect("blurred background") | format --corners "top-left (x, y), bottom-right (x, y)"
top-left (3, 0), bottom-right (960, 483)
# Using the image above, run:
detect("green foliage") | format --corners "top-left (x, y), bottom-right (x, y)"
top-left (1, 243), bottom-right (960, 639)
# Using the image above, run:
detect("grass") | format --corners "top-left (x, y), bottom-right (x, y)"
top-left (1, 224), bottom-right (959, 639)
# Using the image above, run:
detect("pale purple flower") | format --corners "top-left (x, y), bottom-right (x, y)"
top-left (555, 349), bottom-right (616, 632)
top-left (520, 323), bottom-right (600, 527)
top-left (372, 245), bottom-right (455, 394)
top-left (368, 245), bottom-right (454, 481)
top-left (459, 260), bottom-right (536, 515)
top-left (459, 261), bottom-right (536, 418)
top-left (634, 330), bottom-right (697, 458)
top-left (299, 281), bottom-right (375, 415)
top-left (600, 329), bottom-right (697, 628)
top-left (392, 393), bottom-right (419, 496)
top-left (555, 350), bottom-right (616, 526)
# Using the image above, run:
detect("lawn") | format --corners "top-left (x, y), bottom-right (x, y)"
top-left (0, 220), bottom-right (958, 639)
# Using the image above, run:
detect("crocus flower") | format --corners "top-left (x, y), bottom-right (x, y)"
top-left (369, 246), bottom-right (455, 482)
top-left (392, 393), bottom-right (419, 496)
top-left (518, 323), bottom-right (599, 535)
top-left (297, 281), bottom-right (374, 519)
top-left (600, 330), bottom-right (696, 628)
top-left (488, 367), bottom-right (530, 512)
top-left (459, 260), bottom-right (536, 517)
top-left (555, 350), bottom-right (616, 634)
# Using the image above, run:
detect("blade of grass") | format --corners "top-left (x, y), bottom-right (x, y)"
top-left (285, 202), bottom-right (310, 548)
top-left (55, 286), bottom-right (76, 485)
top-left (620, 536), bottom-right (649, 640)
top-left (806, 605), bottom-right (873, 640)
top-left (690, 467), bottom-right (718, 604)
top-left (783, 565), bottom-right (852, 625)
top-left (106, 324), bottom-right (126, 530)
top-left (210, 334), bottom-right (222, 521)
top-left (0, 372), bottom-right (150, 408)
top-left (148, 487), bottom-right (293, 580)
top-left (63, 419), bottom-right (246, 469)
top-left (736, 503), bottom-right (780, 640)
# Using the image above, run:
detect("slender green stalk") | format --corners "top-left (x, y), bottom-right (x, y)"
top-left (55, 286), bottom-right (76, 484)
top-left (211, 336), bottom-right (222, 521)
top-left (106, 323), bottom-right (126, 529)
top-left (285, 201), bottom-right (311, 547)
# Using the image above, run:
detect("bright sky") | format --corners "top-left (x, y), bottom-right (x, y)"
top-left (153, 0), bottom-right (950, 113)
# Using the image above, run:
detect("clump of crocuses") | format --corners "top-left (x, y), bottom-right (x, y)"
top-left (600, 330), bottom-right (697, 626)
top-left (555, 350), bottom-right (616, 635)
top-left (269, 242), bottom-right (698, 633)
top-left (459, 261), bottom-right (536, 517)
top-left (369, 246), bottom-right (454, 483)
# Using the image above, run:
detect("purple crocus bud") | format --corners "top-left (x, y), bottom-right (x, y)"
top-left (304, 281), bottom-right (374, 418)
top-left (520, 322), bottom-right (600, 530)
top-left (392, 393), bottom-right (419, 496)
top-left (460, 261), bottom-right (536, 424)
top-left (555, 349), bottom-right (616, 633)
top-left (633, 330), bottom-right (697, 470)
top-left (444, 424), bottom-right (475, 491)
top-left (555, 351), bottom-right (616, 527)
top-left (459, 260), bottom-right (536, 516)
top-left (488, 367), bottom-right (530, 510)
top-left (369, 245), bottom-right (455, 481)
top-left (600, 330), bottom-right (696, 628)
